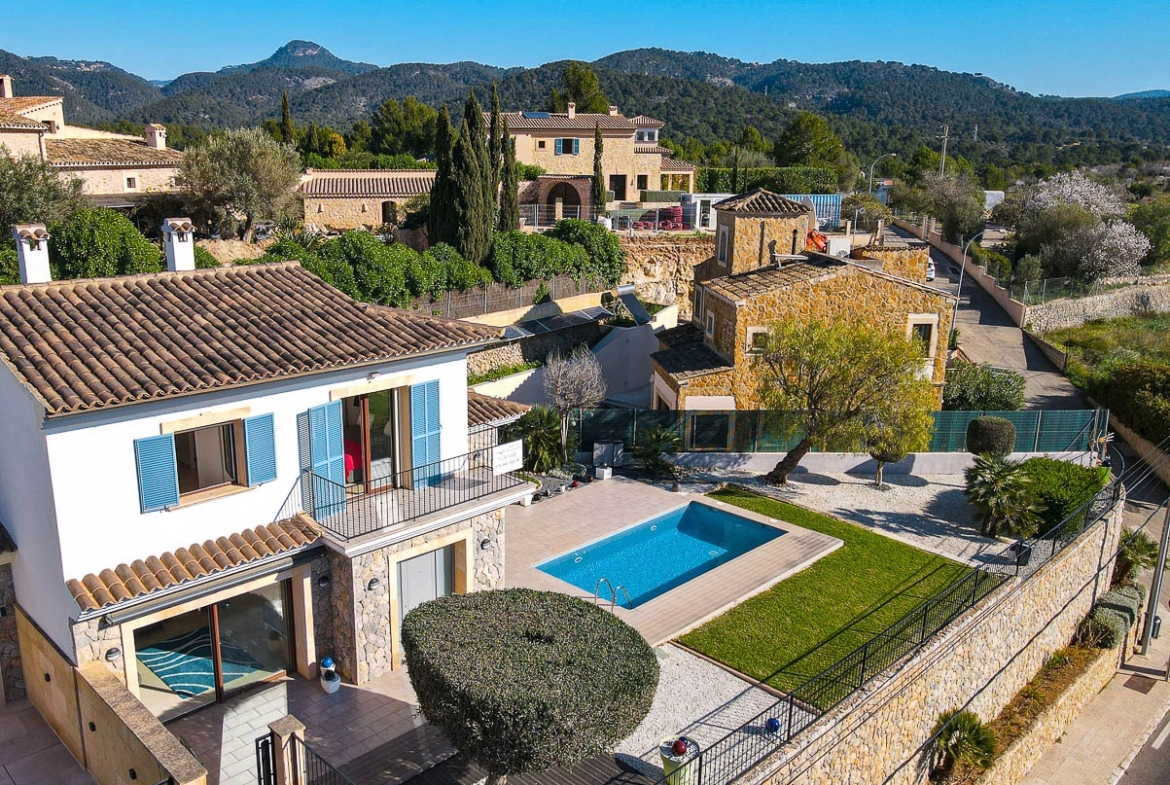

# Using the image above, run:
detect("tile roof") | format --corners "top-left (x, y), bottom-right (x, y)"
top-left (703, 256), bottom-right (849, 301)
top-left (630, 115), bottom-right (665, 128)
top-left (0, 262), bottom-right (501, 416)
top-left (67, 516), bottom-right (321, 613)
top-left (300, 170), bottom-right (435, 198)
top-left (715, 189), bottom-right (814, 216)
top-left (656, 322), bottom-right (705, 349)
top-left (45, 138), bottom-right (183, 167)
top-left (0, 109), bottom-right (45, 131)
top-left (661, 158), bottom-right (697, 172)
top-left (467, 391), bottom-right (529, 427)
top-left (635, 144), bottom-right (674, 155)
top-left (0, 96), bottom-right (60, 114)
top-left (496, 111), bottom-right (636, 131)
top-left (651, 342), bottom-right (733, 382)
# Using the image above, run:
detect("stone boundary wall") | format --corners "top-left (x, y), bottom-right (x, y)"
top-left (1027, 281), bottom-right (1170, 333)
top-left (466, 322), bottom-right (603, 379)
top-left (751, 496), bottom-right (1123, 785)
top-left (1106, 413), bottom-right (1170, 487)
top-left (619, 234), bottom-right (715, 321)
top-left (978, 646), bottom-right (1119, 785)
top-left (1024, 331), bottom-right (1070, 372)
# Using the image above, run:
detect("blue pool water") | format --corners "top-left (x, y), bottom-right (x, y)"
top-left (537, 502), bottom-right (784, 608)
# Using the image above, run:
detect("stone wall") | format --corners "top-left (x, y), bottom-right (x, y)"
top-left (16, 605), bottom-right (85, 763)
top-left (305, 196), bottom-right (398, 231)
top-left (0, 563), bottom-right (21, 702)
top-left (722, 211), bottom-right (816, 276)
top-left (854, 245), bottom-right (931, 283)
top-left (72, 165), bottom-right (177, 197)
top-left (978, 647), bottom-right (1118, 785)
top-left (72, 615), bottom-right (126, 682)
top-left (1028, 280), bottom-right (1170, 333)
top-left (0, 129), bottom-right (43, 158)
top-left (466, 322), bottom-right (603, 378)
top-left (750, 496), bottom-right (1123, 785)
top-left (619, 234), bottom-right (715, 321)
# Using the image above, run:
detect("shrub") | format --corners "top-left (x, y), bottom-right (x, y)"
top-left (547, 219), bottom-right (627, 286)
top-left (423, 242), bottom-right (491, 291)
top-left (501, 406), bottom-right (565, 474)
top-left (488, 231), bottom-right (588, 287)
top-left (932, 709), bottom-right (996, 776)
top-left (401, 589), bottom-right (658, 783)
top-left (50, 207), bottom-right (163, 279)
top-left (943, 362), bottom-right (1026, 411)
top-left (1078, 585), bottom-right (1145, 648)
top-left (404, 245), bottom-right (446, 298)
top-left (967, 416), bottom-right (1017, 457)
top-left (964, 455), bottom-right (1045, 538)
top-left (1087, 360), bottom-right (1170, 444)
top-left (1114, 528), bottom-right (1161, 586)
top-left (319, 232), bottom-right (409, 306)
top-left (193, 245), bottom-right (220, 269)
top-left (0, 245), bottom-right (17, 285)
top-left (696, 166), bottom-right (837, 194)
top-left (1019, 457), bottom-right (1109, 533)
top-left (631, 425), bottom-right (682, 479)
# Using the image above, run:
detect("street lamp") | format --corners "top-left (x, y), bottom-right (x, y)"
top-left (949, 230), bottom-right (986, 350)
top-left (867, 153), bottom-right (897, 194)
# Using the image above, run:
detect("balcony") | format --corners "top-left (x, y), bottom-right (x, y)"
top-left (276, 445), bottom-right (531, 545)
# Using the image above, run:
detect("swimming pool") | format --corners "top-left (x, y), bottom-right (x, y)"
top-left (536, 502), bottom-right (784, 608)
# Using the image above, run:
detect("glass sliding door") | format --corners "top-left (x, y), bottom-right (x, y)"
top-left (216, 582), bottom-right (291, 697)
top-left (366, 389), bottom-right (396, 490)
top-left (133, 609), bottom-right (220, 719)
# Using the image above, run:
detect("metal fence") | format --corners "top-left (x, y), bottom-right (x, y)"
top-left (296, 736), bottom-right (360, 785)
top-left (404, 273), bottom-right (610, 320)
top-left (657, 479), bottom-right (1123, 785)
top-left (519, 204), bottom-right (599, 228)
top-left (574, 408), bottom-right (1108, 455)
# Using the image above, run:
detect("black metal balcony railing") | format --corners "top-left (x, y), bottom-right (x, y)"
top-left (276, 445), bottom-right (529, 541)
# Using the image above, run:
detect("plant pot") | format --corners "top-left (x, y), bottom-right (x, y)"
top-left (320, 670), bottom-right (341, 694)
top-left (519, 494), bottom-right (534, 507)
top-left (594, 466), bottom-right (613, 481)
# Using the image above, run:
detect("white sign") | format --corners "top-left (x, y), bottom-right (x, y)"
top-left (493, 439), bottom-right (524, 475)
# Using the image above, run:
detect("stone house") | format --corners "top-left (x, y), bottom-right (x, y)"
top-left (299, 168), bottom-right (436, 231)
top-left (0, 76), bottom-right (181, 207)
top-left (494, 103), bottom-right (695, 217)
top-left (0, 219), bottom-right (530, 767)
top-left (650, 190), bottom-right (956, 410)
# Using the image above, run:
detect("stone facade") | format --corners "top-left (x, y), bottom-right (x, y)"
top-left (619, 235), bottom-right (715, 321)
top-left (853, 245), bottom-right (931, 283)
top-left (325, 508), bottom-right (507, 684)
top-left (66, 165), bottom-right (178, 198)
top-left (751, 496), bottom-right (1123, 785)
top-left (0, 128), bottom-right (43, 158)
top-left (0, 563), bottom-right (21, 701)
top-left (72, 614), bottom-right (127, 681)
top-left (716, 210), bottom-right (816, 276)
top-left (1029, 279), bottom-right (1170, 333)
top-left (515, 131), bottom-right (661, 205)
top-left (466, 322), bottom-right (603, 378)
top-left (305, 196), bottom-right (402, 232)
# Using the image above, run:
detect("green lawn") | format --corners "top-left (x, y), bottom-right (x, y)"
top-left (679, 487), bottom-right (973, 693)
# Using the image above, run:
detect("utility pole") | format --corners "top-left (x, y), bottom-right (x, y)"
top-left (973, 123), bottom-right (978, 143)
top-left (939, 125), bottom-right (950, 177)
top-left (1140, 499), bottom-right (1170, 656)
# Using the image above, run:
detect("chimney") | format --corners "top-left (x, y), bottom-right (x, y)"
top-left (608, 105), bottom-right (619, 116)
top-left (12, 224), bottom-right (51, 284)
top-left (0, 75), bottom-right (12, 99)
top-left (566, 102), bottom-right (576, 119)
top-left (161, 218), bottom-right (196, 272)
top-left (144, 123), bottom-right (167, 150)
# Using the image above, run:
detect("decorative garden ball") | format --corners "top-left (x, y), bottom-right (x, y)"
top-left (321, 656), bottom-right (334, 670)
top-left (766, 717), bottom-right (781, 733)
top-left (671, 738), bottom-right (689, 757)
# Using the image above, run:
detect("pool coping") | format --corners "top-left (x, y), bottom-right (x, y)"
top-left (505, 478), bottom-right (843, 646)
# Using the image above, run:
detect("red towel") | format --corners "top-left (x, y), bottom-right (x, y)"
top-left (344, 439), bottom-right (362, 474)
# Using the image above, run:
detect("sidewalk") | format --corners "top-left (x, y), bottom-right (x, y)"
top-left (1020, 497), bottom-right (1170, 785)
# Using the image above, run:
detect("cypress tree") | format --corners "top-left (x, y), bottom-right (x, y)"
top-left (498, 122), bottom-right (520, 232)
top-left (280, 92), bottom-right (294, 145)
top-left (591, 122), bottom-right (606, 216)
top-left (488, 83), bottom-right (504, 199)
top-left (451, 91), bottom-right (493, 264)
top-left (428, 106), bottom-right (457, 246)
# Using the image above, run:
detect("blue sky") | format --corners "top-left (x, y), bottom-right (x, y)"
top-left (2, 0), bottom-right (1167, 97)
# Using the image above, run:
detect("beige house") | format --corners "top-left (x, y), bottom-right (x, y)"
top-left (495, 103), bottom-right (695, 215)
top-left (651, 189), bottom-right (956, 411)
top-left (0, 75), bottom-right (181, 207)
top-left (299, 168), bottom-right (436, 231)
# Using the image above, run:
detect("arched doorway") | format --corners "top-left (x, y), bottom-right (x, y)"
top-left (546, 182), bottom-right (582, 208)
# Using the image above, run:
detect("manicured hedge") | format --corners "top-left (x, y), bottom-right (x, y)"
top-left (401, 589), bottom-right (658, 777)
top-left (1020, 457), bottom-right (1110, 532)
top-left (1080, 585), bottom-right (1145, 648)
top-left (697, 166), bottom-right (837, 194)
top-left (967, 416), bottom-right (1016, 457)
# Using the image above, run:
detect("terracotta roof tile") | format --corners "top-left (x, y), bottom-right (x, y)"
top-left (634, 144), bottom-right (673, 155)
top-left (703, 256), bottom-right (848, 301)
top-left (651, 342), bottom-right (733, 382)
top-left (0, 96), bottom-right (60, 114)
top-left (629, 115), bottom-right (665, 128)
top-left (661, 158), bottom-right (697, 172)
top-left (0, 110), bottom-right (45, 131)
top-left (0, 262), bottom-right (501, 416)
top-left (467, 391), bottom-right (529, 427)
top-left (45, 138), bottom-right (182, 167)
top-left (496, 111), bottom-right (636, 131)
top-left (715, 188), bottom-right (814, 216)
top-left (66, 517), bottom-right (321, 613)
top-left (301, 170), bottom-right (435, 198)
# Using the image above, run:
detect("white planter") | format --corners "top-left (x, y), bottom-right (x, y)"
top-left (320, 672), bottom-right (341, 694)
top-left (594, 466), bottom-right (613, 481)
top-left (519, 493), bottom-right (534, 507)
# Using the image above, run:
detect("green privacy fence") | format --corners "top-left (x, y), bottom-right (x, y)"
top-left (573, 408), bottom-right (1108, 454)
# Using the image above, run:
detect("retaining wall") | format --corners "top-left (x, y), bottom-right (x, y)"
top-left (1027, 281), bottom-right (1170, 332)
top-left (619, 234), bottom-right (715, 321)
top-left (750, 494), bottom-right (1123, 785)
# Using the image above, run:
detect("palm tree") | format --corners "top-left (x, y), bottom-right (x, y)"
top-left (1114, 528), bottom-right (1162, 585)
top-left (502, 406), bottom-right (564, 474)
top-left (964, 456), bottom-right (1046, 539)
top-left (933, 709), bottom-right (996, 777)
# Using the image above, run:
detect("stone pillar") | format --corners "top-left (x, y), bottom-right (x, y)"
top-left (269, 715), bottom-right (306, 785)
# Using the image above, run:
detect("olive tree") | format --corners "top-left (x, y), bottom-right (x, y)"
top-left (0, 151), bottom-right (84, 236)
top-left (176, 127), bottom-right (301, 241)
top-left (402, 589), bottom-right (658, 785)
top-left (544, 344), bottom-right (607, 463)
top-left (755, 318), bottom-right (938, 485)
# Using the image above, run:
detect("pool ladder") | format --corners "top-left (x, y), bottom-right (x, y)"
top-left (594, 577), bottom-right (632, 610)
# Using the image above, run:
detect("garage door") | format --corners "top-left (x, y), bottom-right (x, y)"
top-left (398, 545), bottom-right (455, 621)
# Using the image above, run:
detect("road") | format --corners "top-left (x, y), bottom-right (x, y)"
top-left (1118, 698), bottom-right (1170, 785)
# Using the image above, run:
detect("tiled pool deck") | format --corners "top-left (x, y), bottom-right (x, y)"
top-left (506, 477), bottom-right (842, 644)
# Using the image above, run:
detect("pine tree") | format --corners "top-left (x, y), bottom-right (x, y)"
top-left (450, 91), bottom-right (493, 264)
top-left (488, 83), bottom-right (504, 199)
top-left (591, 122), bottom-right (606, 216)
top-left (498, 123), bottom-right (520, 232)
top-left (280, 92), bottom-right (294, 145)
top-left (428, 106), bottom-right (457, 246)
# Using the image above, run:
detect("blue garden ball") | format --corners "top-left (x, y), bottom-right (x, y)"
top-left (765, 717), bottom-right (781, 733)
top-left (321, 656), bottom-right (334, 670)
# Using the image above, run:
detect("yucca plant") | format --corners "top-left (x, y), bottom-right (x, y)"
top-left (933, 709), bottom-right (996, 778)
top-left (964, 455), bottom-right (1045, 539)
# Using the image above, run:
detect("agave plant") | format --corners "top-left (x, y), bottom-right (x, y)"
top-left (933, 709), bottom-right (996, 776)
top-left (272, 217), bottom-right (324, 252)
top-left (964, 455), bottom-right (1045, 539)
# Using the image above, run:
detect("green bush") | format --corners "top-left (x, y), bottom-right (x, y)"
top-left (319, 232), bottom-right (409, 306)
top-left (404, 245), bottom-right (446, 298)
top-left (965, 455), bottom-right (1045, 538)
top-left (630, 425), bottom-right (682, 479)
top-left (501, 406), bottom-right (565, 474)
top-left (487, 231), bottom-right (588, 287)
top-left (943, 362), bottom-right (1026, 411)
top-left (401, 589), bottom-right (658, 782)
top-left (193, 245), bottom-right (220, 269)
top-left (967, 416), bottom-right (1017, 457)
top-left (50, 207), bottom-right (163, 279)
top-left (0, 245), bottom-right (17, 285)
top-left (1019, 457), bottom-right (1110, 532)
top-left (697, 166), bottom-right (837, 194)
top-left (1079, 585), bottom-right (1145, 648)
top-left (423, 242), bottom-right (491, 291)
top-left (547, 219), bottom-right (627, 286)
top-left (1087, 360), bottom-right (1170, 444)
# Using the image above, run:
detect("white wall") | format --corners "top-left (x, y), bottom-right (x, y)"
top-left (42, 352), bottom-right (470, 583)
top-left (0, 370), bottom-right (75, 654)
top-left (592, 325), bottom-right (659, 398)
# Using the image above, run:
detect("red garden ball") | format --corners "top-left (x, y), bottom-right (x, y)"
top-left (671, 738), bottom-right (689, 757)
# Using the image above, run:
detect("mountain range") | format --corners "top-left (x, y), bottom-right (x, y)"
top-left (2, 41), bottom-right (1168, 161)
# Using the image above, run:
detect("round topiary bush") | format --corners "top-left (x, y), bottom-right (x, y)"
top-left (967, 416), bottom-right (1017, 458)
top-left (401, 589), bottom-right (659, 784)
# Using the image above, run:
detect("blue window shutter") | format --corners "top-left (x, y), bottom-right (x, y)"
top-left (411, 381), bottom-right (442, 486)
top-left (303, 402), bottom-right (346, 519)
top-left (243, 414), bottom-right (277, 486)
top-left (554, 138), bottom-right (563, 155)
top-left (135, 434), bottom-right (178, 513)
top-left (573, 138), bottom-right (580, 155)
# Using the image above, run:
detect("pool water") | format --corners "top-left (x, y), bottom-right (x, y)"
top-left (537, 502), bottom-right (784, 608)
